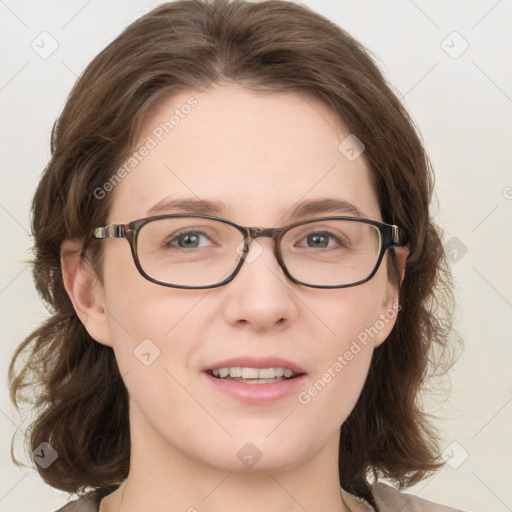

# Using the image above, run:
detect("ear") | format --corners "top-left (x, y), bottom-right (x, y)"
top-left (396, 245), bottom-right (409, 284)
top-left (373, 245), bottom-right (409, 348)
top-left (61, 239), bottom-right (113, 347)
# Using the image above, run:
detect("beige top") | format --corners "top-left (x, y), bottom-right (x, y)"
top-left (55, 482), bottom-right (466, 511)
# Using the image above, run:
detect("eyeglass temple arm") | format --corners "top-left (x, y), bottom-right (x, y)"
top-left (391, 225), bottom-right (400, 244)
top-left (391, 225), bottom-right (408, 247)
top-left (80, 224), bottom-right (127, 259)
top-left (93, 224), bottom-right (126, 239)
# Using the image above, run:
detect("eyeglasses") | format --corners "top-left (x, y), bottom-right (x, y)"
top-left (81, 214), bottom-right (405, 289)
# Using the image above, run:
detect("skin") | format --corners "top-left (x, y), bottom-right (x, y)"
top-left (62, 83), bottom-right (407, 512)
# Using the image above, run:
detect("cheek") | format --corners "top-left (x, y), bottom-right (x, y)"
top-left (102, 242), bottom-right (200, 340)
top-left (100, 251), bottom-right (207, 385)
top-left (103, 288), bottom-right (204, 439)
top-left (104, 290), bottom-right (204, 372)
top-left (298, 280), bottom-right (388, 414)
top-left (314, 280), bottom-right (387, 352)
top-left (298, 326), bottom-right (374, 423)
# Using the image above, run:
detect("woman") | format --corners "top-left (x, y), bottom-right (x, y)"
top-left (9, 0), bottom-right (462, 510)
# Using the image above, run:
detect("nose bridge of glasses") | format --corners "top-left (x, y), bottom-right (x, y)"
top-left (240, 227), bottom-right (284, 265)
top-left (244, 227), bottom-right (283, 252)
top-left (246, 227), bottom-right (279, 239)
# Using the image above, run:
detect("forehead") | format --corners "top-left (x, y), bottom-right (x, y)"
top-left (107, 83), bottom-right (380, 224)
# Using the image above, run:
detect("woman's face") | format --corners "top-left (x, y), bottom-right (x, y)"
top-left (91, 83), bottom-right (400, 474)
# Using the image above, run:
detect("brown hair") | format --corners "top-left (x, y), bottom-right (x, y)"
top-left (9, 0), bottom-right (457, 504)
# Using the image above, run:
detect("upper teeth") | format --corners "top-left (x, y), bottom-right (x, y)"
top-left (211, 367), bottom-right (296, 379)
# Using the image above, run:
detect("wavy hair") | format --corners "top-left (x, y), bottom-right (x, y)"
top-left (9, 0), bottom-right (457, 505)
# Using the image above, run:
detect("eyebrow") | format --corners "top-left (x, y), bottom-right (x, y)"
top-left (146, 197), bottom-right (368, 220)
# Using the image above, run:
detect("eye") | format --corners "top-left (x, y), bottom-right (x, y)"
top-left (165, 230), bottom-right (212, 249)
top-left (297, 230), bottom-right (346, 249)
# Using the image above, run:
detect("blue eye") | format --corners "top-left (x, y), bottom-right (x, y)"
top-left (297, 231), bottom-right (346, 249)
top-left (166, 230), bottom-right (211, 249)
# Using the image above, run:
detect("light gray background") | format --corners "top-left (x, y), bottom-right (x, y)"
top-left (1, 1), bottom-right (511, 511)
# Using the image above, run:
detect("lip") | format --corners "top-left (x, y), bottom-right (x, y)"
top-left (202, 357), bottom-right (306, 374)
top-left (202, 371), bottom-right (307, 405)
top-left (201, 357), bottom-right (307, 405)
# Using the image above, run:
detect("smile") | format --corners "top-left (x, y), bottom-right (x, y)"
top-left (208, 366), bottom-right (299, 383)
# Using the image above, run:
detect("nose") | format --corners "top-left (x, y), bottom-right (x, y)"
top-left (222, 237), bottom-right (299, 331)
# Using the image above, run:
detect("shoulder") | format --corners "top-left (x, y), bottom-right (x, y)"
top-left (371, 482), bottom-right (467, 512)
top-left (53, 488), bottom-right (111, 512)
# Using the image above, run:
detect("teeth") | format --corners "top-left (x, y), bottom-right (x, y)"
top-left (242, 367), bottom-right (259, 379)
top-left (210, 367), bottom-right (298, 379)
top-left (229, 367), bottom-right (242, 377)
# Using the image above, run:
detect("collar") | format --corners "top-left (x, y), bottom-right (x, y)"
top-left (340, 486), bottom-right (376, 512)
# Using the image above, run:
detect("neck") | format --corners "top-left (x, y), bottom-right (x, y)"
top-left (101, 406), bottom-right (350, 512)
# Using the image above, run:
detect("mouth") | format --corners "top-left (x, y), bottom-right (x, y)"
top-left (206, 366), bottom-right (304, 384)
top-left (202, 358), bottom-right (307, 404)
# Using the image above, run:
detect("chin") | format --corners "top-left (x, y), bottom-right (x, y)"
top-left (189, 427), bottom-right (318, 473)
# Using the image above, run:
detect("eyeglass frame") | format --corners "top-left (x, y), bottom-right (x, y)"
top-left (80, 213), bottom-right (406, 289)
